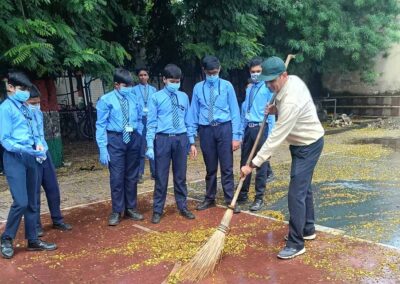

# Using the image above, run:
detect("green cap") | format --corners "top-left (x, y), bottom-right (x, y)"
top-left (259, 56), bottom-right (286, 82)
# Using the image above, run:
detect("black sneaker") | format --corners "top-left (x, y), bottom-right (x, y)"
top-left (151, 213), bottom-right (162, 224)
top-left (125, 209), bottom-right (144, 221)
top-left (27, 239), bottom-right (57, 251)
top-left (53, 222), bottom-right (73, 231)
top-left (180, 208), bottom-right (195, 220)
top-left (108, 212), bottom-right (121, 226)
top-left (277, 246), bottom-right (305, 259)
top-left (1, 238), bottom-right (14, 259)
top-left (249, 199), bottom-right (264, 211)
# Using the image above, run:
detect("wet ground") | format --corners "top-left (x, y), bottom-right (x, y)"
top-left (0, 125), bottom-right (400, 282)
top-left (1, 194), bottom-right (400, 283)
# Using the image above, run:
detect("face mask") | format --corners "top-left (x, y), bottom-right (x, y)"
top-left (165, 82), bottom-right (180, 93)
top-left (118, 86), bottom-right (131, 96)
top-left (206, 74), bottom-right (219, 83)
top-left (28, 104), bottom-right (40, 112)
top-left (251, 72), bottom-right (261, 83)
top-left (13, 89), bottom-right (30, 102)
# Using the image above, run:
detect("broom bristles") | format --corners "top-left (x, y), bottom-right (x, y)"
top-left (171, 209), bottom-right (234, 282)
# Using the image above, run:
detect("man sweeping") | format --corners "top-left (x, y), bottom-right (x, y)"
top-left (241, 56), bottom-right (324, 259)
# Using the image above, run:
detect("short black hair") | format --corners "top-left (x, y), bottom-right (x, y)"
top-left (29, 85), bottom-right (41, 98)
top-left (248, 57), bottom-right (263, 69)
top-left (136, 66), bottom-right (149, 76)
top-left (114, 68), bottom-right (133, 85)
top-left (202, 55), bottom-right (220, 70)
top-left (8, 71), bottom-right (32, 88)
top-left (163, 64), bottom-right (182, 79)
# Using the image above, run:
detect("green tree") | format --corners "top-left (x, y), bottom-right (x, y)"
top-left (0, 0), bottom-right (142, 80)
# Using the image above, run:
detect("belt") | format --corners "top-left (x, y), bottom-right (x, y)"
top-left (247, 122), bottom-right (263, 128)
top-left (201, 121), bottom-right (230, 127)
top-left (107, 130), bottom-right (135, 135)
top-left (157, 132), bottom-right (186, 137)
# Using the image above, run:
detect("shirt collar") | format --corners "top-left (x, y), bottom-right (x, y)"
top-left (8, 95), bottom-right (23, 108)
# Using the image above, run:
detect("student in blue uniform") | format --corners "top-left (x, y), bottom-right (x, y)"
top-left (188, 55), bottom-right (241, 213)
top-left (0, 72), bottom-right (57, 259)
top-left (27, 86), bottom-right (72, 236)
top-left (238, 57), bottom-right (276, 211)
top-left (146, 64), bottom-right (197, 224)
top-left (96, 68), bottom-right (144, 226)
top-left (132, 67), bottom-right (157, 183)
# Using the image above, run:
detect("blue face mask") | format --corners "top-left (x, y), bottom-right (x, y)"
top-left (206, 74), bottom-right (219, 84)
top-left (251, 72), bottom-right (261, 83)
top-left (165, 82), bottom-right (180, 93)
top-left (118, 86), bottom-right (131, 96)
top-left (28, 104), bottom-right (40, 112)
top-left (13, 89), bottom-right (30, 102)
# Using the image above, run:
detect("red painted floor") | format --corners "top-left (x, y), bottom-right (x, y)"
top-left (1, 193), bottom-right (399, 283)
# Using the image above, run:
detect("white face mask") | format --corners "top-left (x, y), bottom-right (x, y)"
top-left (250, 72), bottom-right (261, 82)
top-left (28, 104), bottom-right (41, 112)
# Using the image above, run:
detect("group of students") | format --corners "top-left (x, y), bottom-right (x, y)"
top-left (95, 55), bottom-right (276, 226)
top-left (0, 54), bottom-right (324, 261)
top-left (0, 72), bottom-right (72, 259)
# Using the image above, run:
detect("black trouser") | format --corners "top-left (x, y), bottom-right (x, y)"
top-left (239, 125), bottom-right (268, 201)
top-left (0, 144), bottom-right (4, 172)
top-left (286, 137), bottom-right (324, 250)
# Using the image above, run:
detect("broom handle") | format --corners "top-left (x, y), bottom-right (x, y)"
top-left (229, 54), bottom-right (295, 208)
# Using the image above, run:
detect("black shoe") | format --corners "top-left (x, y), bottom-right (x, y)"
top-left (226, 202), bottom-right (241, 214)
top-left (266, 174), bottom-right (275, 183)
top-left (180, 208), bottom-right (195, 219)
top-left (152, 213), bottom-right (162, 224)
top-left (196, 200), bottom-right (216, 211)
top-left (53, 222), bottom-right (72, 231)
top-left (277, 246), bottom-right (305, 259)
top-left (108, 212), bottom-right (121, 226)
top-left (37, 227), bottom-right (44, 237)
top-left (27, 239), bottom-right (57, 251)
top-left (138, 176), bottom-right (144, 184)
top-left (1, 238), bottom-right (14, 259)
top-left (249, 199), bottom-right (264, 212)
top-left (125, 209), bottom-right (144, 221)
top-left (237, 196), bottom-right (248, 205)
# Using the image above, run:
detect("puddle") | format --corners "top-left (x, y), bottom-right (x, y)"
top-left (353, 137), bottom-right (400, 152)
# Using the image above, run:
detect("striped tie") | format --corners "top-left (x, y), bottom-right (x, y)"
top-left (171, 93), bottom-right (180, 129)
top-left (247, 85), bottom-right (255, 112)
top-left (208, 83), bottom-right (215, 123)
top-left (121, 96), bottom-right (131, 144)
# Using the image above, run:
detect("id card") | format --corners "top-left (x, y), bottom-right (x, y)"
top-left (125, 125), bottom-right (134, 133)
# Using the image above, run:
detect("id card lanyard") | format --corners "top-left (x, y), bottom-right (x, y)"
top-left (8, 97), bottom-right (36, 139)
top-left (140, 84), bottom-right (149, 114)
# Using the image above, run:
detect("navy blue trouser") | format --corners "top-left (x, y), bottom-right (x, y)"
top-left (36, 151), bottom-right (64, 229)
top-left (153, 134), bottom-right (189, 214)
top-left (107, 131), bottom-right (141, 213)
top-left (286, 137), bottom-right (324, 250)
top-left (139, 116), bottom-right (155, 178)
top-left (199, 122), bottom-right (234, 203)
top-left (2, 150), bottom-right (38, 241)
top-left (240, 125), bottom-right (268, 200)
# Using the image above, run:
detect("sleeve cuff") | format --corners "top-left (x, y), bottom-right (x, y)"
top-left (252, 155), bottom-right (267, 168)
top-left (233, 134), bottom-right (241, 141)
top-left (189, 136), bottom-right (195, 144)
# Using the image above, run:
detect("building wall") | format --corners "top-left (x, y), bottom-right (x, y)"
top-left (323, 44), bottom-right (400, 95)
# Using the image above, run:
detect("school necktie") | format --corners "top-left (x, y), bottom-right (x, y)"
top-left (170, 93), bottom-right (180, 129)
top-left (208, 83), bottom-right (215, 123)
top-left (121, 96), bottom-right (131, 144)
top-left (143, 85), bottom-right (148, 105)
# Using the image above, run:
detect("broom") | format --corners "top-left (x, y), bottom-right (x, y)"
top-left (170, 54), bottom-right (296, 282)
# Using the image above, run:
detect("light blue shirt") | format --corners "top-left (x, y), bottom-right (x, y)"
top-left (146, 88), bottom-right (195, 146)
top-left (131, 83), bottom-right (157, 117)
top-left (96, 89), bottom-right (143, 150)
top-left (188, 78), bottom-right (241, 141)
top-left (31, 108), bottom-right (49, 151)
top-left (240, 81), bottom-right (276, 137)
top-left (0, 96), bottom-right (42, 153)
